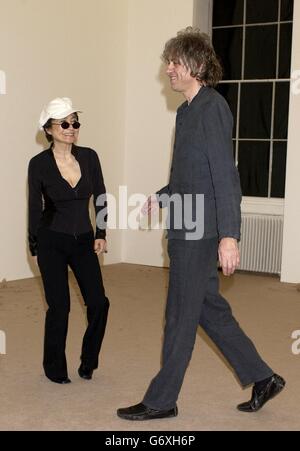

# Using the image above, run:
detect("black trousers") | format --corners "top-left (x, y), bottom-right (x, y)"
top-left (37, 228), bottom-right (109, 379)
top-left (143, 238), bottom-right (273, 410)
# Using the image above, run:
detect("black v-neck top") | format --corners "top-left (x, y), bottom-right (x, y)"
top-left (28, 145), bottom-right (107, 256)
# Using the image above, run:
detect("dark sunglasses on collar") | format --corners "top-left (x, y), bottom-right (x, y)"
top-left (52, 121), bottom-right (81, 129)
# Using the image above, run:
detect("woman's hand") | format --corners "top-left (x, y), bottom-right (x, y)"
top-left (94, 239), bottom-right (107, 255)
top-left (33, 256), bottom-right (38, 266)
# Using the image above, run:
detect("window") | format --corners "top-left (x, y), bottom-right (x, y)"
top-left (212, 0), bottom-right (294, 198)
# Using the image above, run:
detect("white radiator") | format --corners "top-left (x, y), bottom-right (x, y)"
top-left (239, 214), bottom-right (284, 275)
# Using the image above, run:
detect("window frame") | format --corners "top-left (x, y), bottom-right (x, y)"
top-left (205, 0), bottom-right (294, 214)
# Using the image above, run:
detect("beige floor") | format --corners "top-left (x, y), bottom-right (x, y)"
top-left (0, 263), bottom-right (299, 431)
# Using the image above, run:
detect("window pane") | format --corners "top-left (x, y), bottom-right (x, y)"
top-left (240, 83), bottom-right (273, 139)
top-left (281, 0), bottom-right (294, 21)
top-left (213, 28), bottom-right (243, 80)
top-left (233, 140), bottom-right (237, 161)
top-left (210, 0), bottom-right (293, 200)
top-left (213, 0), bottom-right (244, 26)
top-left (271, 142), bottom-right (287, 197)
top-left (274, 82), bottom-right (290, 139)
top-left (279, 23), bottom-right (293, 78)
top-left (216, 83), bottom-right (238, 136)
top-left (246, 0), bottom-right (279, 24)
top-left (238, 141), bottom-right (270, 197)
top-left (244, 25), bottom-right (277, 79)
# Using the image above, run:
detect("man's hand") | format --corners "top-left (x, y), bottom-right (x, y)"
top-left (94, 239), bottom-right (107, 255)
top-left (218, 238), bottom-right (240, 276)
top-left (141, 194), bottom-right (159, 216)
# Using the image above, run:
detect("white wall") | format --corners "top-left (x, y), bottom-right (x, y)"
top-left (122, 0), bottom-right (199, 267)
top-left (0, 0), bottom-right (201, 281)
top-left (0, 0), bottom-right (128, 281)
top-left (193, 0), bottom-right (212, 31)
top-left (281, 0), bottom-right (300, 283)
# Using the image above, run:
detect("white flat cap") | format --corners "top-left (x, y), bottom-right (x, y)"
top-left (39, 97), bottom-right (82, 130)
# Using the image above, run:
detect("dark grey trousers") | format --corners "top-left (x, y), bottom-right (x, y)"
top-left (143, 238), bottom-right (273, 411)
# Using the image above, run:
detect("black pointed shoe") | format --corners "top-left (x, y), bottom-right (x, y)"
top-left (47, 376), bottom-right (71, 384)
top-left (117, 402), bottom-right (178, 421)
top-left (78, 364), bottom-right (94, 380)
top-left (237, 374), bottom-right (285, 412)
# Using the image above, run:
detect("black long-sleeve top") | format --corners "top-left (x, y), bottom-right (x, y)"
top-left (28, 145), bottom-right (107, 256)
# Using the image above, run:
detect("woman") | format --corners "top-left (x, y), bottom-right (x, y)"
top-left (28, 97), bottom-right (109, 384)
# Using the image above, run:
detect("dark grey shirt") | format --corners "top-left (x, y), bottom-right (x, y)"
top-left (157, 86), bottom-right (242, 241)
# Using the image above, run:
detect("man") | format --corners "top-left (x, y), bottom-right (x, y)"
top-left (117, 28), bottom-right (285, 421)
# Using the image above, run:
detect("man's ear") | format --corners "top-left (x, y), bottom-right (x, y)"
top-left (198, 63), bottom-right (204, 74)
top-left (196, 63), bottom-right (205, 81)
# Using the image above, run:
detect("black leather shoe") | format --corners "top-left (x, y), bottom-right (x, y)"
top-left (78, 364), bottom-right (94, 380)
top-left (117, 402), bottom-right (178, 421)
top-left (237, 374), bottom-right (285, 412)
top-left (47, 376), bottom-right (71, 384)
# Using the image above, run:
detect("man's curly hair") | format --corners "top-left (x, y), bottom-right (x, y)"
top-left (162, 27), bottom-right (223, 87)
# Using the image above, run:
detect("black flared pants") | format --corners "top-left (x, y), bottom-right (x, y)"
top-left (37, 228), bottom-right (109, 379)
